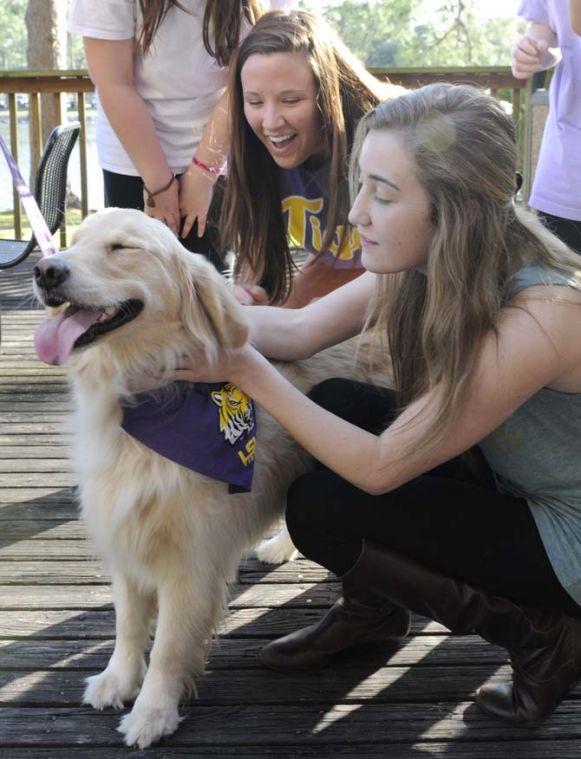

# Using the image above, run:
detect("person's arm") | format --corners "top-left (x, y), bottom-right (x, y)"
top-left (176, 287), bottom-right (581, 495)
top-left (245, 270), bottom-right (375, 360)
top-left (283, 258), bottom-right (365, 308)
top-left (83, 37), bottom-right (180, 233)
top-left (234, 257), bottom-right (366, 309)
top-left (571, 0), bottom-right (581, 34)
top-left (179, 90), bottom-right (230, 238)
top-left (511, 21), bottom-right (559, 79)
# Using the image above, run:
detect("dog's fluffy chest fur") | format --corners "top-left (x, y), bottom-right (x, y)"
top-left (69, 360), bottom-right (309, 590)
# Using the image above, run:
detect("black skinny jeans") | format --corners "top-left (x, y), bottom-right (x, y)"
top-left (286, 378), bottom-right (581, 619)
top-left (103, 169), bottom-right (225, 271)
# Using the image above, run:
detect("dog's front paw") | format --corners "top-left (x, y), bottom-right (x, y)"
top-left (118, 703), bottom-right (181, 748)
top-left (83, 665), bottom-right (144, 710)
top-left (255, 528), bottom-right (299, 565)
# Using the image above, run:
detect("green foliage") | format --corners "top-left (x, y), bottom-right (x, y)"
top-left (0, 0), bottom-right (27, 70)
top-left (0, 0), bottom-right (86, 71)
top-left (301, 0), bottom-right (526, 67)
top-left (68, 33), bottom-right (85, 69)
top-left (1, 0), bottom-right (526, 72)
top-left (322, 0), bottom-right (417, 66)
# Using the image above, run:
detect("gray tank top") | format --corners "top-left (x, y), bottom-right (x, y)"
top-left (479, 263), bottom-right (581, 605)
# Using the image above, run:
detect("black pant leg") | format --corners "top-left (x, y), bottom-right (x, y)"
top-left (179, 219), bottom-right (225, 271)
top-left (286, 469), bottom-right (581, 618)
top-left (102, 169), bottom-right (224, 270)
top-left (537, 211), bottom-right (581, 254)
top-left (103, 170), bottom-right (143, 210)
top-left (288, 378), bottom-right (581, 617)
top-left (307, 378), bottom-right (494, 485)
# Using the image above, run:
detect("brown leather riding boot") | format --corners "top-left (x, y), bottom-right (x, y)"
top-left (260, 553), bottom-right (411, 671)
top-left (475, 610), bottom-right (581, 725)
top-left (341, 541), bottom-right (581, 725)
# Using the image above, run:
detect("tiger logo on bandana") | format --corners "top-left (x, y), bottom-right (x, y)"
top-left (211, 383), bottom-right (255, 445)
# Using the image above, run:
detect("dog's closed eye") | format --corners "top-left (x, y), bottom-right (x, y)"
top-left (109, 243), bottom-right (125, 252)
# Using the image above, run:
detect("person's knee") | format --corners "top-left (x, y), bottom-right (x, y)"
top-left (285, 473), bottom-right (328, 554)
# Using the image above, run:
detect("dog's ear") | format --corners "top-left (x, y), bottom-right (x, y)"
top-left (177, 255), bottom-right (249, 354)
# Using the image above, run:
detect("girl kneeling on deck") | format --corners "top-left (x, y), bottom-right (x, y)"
top-left (175, 83), bottom-right (581, 725)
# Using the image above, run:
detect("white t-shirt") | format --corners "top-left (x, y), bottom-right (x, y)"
top-left (68, 0), bottom-right (297, 176)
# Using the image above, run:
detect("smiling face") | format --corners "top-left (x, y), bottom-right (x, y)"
top-left (348, 130), bottom-right (434, 275)
top-left (31, 210), bottom-right (175, 365)
top-left (240, 51), bottom-right (326, 169)
top-left (32, 209), bottom-right (248, 370)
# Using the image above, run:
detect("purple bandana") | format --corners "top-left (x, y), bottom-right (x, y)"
top-left (121, 382), bottom-right (257, 494)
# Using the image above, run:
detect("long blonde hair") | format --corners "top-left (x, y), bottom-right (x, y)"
top-left (351, 83), bottom-right (581, 448)
top-left (223, 9), bottom-right (397, 303)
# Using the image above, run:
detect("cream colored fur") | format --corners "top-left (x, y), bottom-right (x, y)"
top-left (33, 209), bottom-right (383, 748)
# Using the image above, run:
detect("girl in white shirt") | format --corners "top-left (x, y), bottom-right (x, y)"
top-left (68, 0), bottom-right (296, 268)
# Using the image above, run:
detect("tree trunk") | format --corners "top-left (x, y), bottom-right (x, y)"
top-left (25, 0), bottom-right (68, 175)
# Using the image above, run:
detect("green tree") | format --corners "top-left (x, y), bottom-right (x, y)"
top-left (301, 0), bottom-right (525, 68)
top-left (317, 0), bottom-right (421, 66)
top-left (0, 0), bottom-right (27, 70)
top-left (0, 0), bottom-right (84, 71)
top-left (404, 1), bottom-right (525, 66)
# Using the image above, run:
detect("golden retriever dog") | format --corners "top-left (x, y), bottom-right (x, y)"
top-left (32, 208), bottom-right (381, 748)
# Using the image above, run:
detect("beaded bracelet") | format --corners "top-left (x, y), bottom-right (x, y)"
top-left (192, 155), bottom-right (227, 177)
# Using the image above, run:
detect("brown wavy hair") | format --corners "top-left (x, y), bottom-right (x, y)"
top-left (223, 9), bottom-right (400, 304)
top-left (351, 83), bottom-right (581, 454)
top-left (137, 1), bottom-right (267, 61)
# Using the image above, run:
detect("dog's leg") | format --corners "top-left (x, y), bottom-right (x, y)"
top-left (256, 522), bottom-right (299, 565)
top-left (118, 574), bottom-right (220, 748)
top-left (83, 572), bottom-right (153, 710)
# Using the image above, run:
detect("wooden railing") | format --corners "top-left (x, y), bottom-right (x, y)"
top-left (0, 69), bottom-right (92, 242)
top-left (0, 67), bottom-right (534, 242)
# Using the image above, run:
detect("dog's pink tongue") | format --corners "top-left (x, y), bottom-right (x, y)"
top-left (34, 308), bottom-right (102, 366)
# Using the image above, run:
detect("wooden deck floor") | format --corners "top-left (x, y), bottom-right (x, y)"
top-left (1, 255), bottom-right (580, 758)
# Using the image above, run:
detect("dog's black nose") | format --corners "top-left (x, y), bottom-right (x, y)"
top-left (33, 258), bottom-right (70, 290)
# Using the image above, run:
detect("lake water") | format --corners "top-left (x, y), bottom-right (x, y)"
top-left (0, 113), bottom-right (105, 213)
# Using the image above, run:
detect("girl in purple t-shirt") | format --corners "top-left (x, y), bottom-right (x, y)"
top-left (512, 0), bottom-right (581, 252)
top-left (222, 9), bottom-right (402, 307)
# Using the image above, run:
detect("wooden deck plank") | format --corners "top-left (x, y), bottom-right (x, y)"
top-left (0, 582), bottom-right (341, 609)
top-left (0, 558), bottom-right (347, 583)
top-left (0, 474), bottom-right (76, 488)
top-left (0, 498), bottom-right (77, 517)
top-left (0, 522), bottom-right (84, 539)
top-left (1, 665), bottom-right (534, 707)
top-left (0, 582), bottom-right (342, 608)
top-left (0, 636), bottom-right (509, 671)
top-left (2, 413), bottom-right (71, 422)
top-left (0, 462), bottom-right (72, 474)
top-left (0, 608), bottom-right (445, 639)
top-left (0, 403), bottom-right (72, 412)
top-left (0, 448), bottom-right (71, 459)
top-left (0, 438), bottom-right (72, 448)
top-left (2, 703), bottom-right (581, 745)
top-left (4, 746), bottom-right (581, 759)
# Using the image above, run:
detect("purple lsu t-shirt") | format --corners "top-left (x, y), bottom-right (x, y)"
top-left (519, 0), bottom-right (581, 221)
top-left (279, 160), bottom-right (363, 269)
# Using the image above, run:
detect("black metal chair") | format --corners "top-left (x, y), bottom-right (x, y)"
top-left (0, 122), bottom-right (80, 269)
